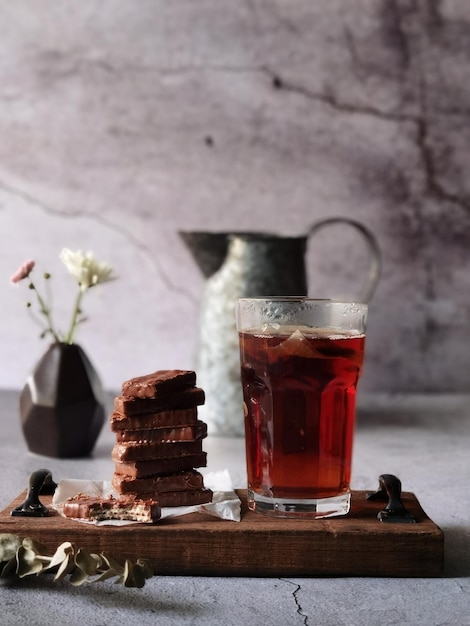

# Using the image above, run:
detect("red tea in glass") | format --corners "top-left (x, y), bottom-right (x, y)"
top-left (236, 299), bottom-right (367, 518)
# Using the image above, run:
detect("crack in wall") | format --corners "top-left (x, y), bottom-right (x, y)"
top-left (379, 0), bottom-right (412, 70)
top-left (5, 14), bottom-right (468, 248)
top-left (414, 59), bottom-right (470, 216)
top-left (416, 112), bottom-right (470, 212)
top-left (30, 48), bottom-right (470, 218)
top-left (83, 212), bottom-right (198, 304)
top-left (266, 64), bottom-right (469, 214)
top-left (4, 3), bottom-right (469, 273)
top-left (0, 177), bottom-right (196, 304)
top-left (32, 46), bottom-right (272, 83)
top-left (279, 579), bottom-right (309, 625)
top-left (0, 178), bottom-right (83, 218)
top-left (256, 2), bottom-right (468, 382)
top-left (23, 43), bottom-right (470, 229)
top-left (266, 63), bottom-right (470, 220)
top-left (265, 66), bottom-right (416, 124)
top-left (264, 63), bottom-right (469, 223)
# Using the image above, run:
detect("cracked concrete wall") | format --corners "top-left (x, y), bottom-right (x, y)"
top-left (0, 0), bottom-right (469, 394)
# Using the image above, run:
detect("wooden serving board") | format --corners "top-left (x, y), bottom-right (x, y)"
top-left (0, 490), bottom-right (443, 577)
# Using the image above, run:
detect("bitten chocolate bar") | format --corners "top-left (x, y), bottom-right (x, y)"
top-left (112, 439), bottom-right (204, 462)
top-left (110, 407), bottom-right (198, 432)
top-left (62, 494), bottom-right (161, 523)
top-left (114, 387), bottom-right (205, 416)
top-left (113, 453), bottom-right (208, 478)
top-left (112, 469), bottom-right (205, 494)
top-left (115, 421), bottom-right (207, 443)
top-left (121, 369), bottom-right (197, 399)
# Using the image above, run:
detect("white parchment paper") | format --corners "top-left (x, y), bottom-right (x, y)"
top-left (52, 469), bottom-right (241, 525)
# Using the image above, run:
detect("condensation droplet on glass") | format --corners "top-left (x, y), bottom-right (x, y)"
top-left (342, 304), bottom-right (361, 315)
top-left (261, 322), bottom-right (280, 333)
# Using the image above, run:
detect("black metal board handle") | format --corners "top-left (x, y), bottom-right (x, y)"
top-left (367, 474), bottom-right (416, 524)
top-left (11, 469), bottom-right (57, 517)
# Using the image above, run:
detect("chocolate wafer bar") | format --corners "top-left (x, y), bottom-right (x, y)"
top-left (115, 421), bottom-right (207, 443)
top-left (62, 494), bottom-right (161, 523)
top-left (108, 368), bottom-right (212, 511)
top-left (112, 439), bottom-right (204, 462)
top-left (128, 488), bottom-right (213, 508)
top-left (113, 453), bottom-right (207, 478)
top-left (113, 469), bottom-right (205, 495)
top-left (110, 407), bottom-right (198, 432)
top-left (114, 387), bottom-right (205, 416)
top-left (121, 369), bottom-right (196, 398)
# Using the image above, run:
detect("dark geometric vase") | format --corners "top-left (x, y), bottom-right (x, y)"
top-left (20, 343), bottom-right (105, 458)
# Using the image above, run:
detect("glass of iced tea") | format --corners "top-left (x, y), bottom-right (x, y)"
top-left (236, 297), bottom-right (367, 519)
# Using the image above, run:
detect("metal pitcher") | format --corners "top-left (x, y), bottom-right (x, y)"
top-left (180, 217), bottom-right (381, 436)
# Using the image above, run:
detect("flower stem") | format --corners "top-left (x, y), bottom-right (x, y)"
top-left (30, 282), bottom-right (61, 343)
top-left (64, 287), bottom-right (85, 344)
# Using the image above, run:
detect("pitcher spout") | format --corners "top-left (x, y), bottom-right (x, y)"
top-left (179, 231), bottom-right (230, 278)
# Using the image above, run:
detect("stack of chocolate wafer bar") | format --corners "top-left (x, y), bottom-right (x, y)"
top-left (110, 370), bottom-right (213, 507)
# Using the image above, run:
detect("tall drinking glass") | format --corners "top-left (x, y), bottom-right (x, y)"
top-left (236, 298), bottom-right (367, 519)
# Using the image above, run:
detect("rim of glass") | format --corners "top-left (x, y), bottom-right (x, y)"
top-left (237, 297), bottom-right (367, 305)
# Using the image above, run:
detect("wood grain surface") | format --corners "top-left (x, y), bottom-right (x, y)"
top-left (0, 490), bottom-right (444, 577)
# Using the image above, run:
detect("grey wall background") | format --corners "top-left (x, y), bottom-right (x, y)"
top-left (0, 0), bottom-right (468, 393)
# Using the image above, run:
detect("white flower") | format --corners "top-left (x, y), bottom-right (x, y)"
top-left (60, 249), bottom-right (114, 290)
top-left (11, 248), bottom-right (116, 344)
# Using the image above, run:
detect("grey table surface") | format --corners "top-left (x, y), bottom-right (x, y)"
top-left (0, 389), bottom-right (469, 626)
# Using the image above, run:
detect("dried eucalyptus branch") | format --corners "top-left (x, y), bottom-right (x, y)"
top-left (0, 533), bottom-right (153, 588)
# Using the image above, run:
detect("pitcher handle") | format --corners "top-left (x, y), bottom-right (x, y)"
top-left (308, 217), bottom-right (381, 302)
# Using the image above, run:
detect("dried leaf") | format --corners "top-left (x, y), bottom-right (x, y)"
top-left (54, 553), bottom-right (76, 582)
top-left (76, 550), bottom-right (103, 578)
top-left (118, 560), bottom-right (137, 588)
top-left (128, 563), bottom-right (147, 588)
top-left (98, 553), bottom-right (124, 575)
top-left (0, 534), bottom-right (21, 562)
top-left (1, 556), bottom-right (18, 577)
top-left (136, 558), bottom-right (154, 580)
top-left (93, 569), bottom-right (119, 583)
top-left (43, 541), bottom-right (75, 572)
top-left (69, 567), bottom-right (90, 586)
top-left (0, 534), bottom-right (154, 588)
top-left (22, 537), bottom-right (49, 556)
top-left (16, 546), bottom-right (43, 578)
top-left (117, 560), bottom-right (147, 588)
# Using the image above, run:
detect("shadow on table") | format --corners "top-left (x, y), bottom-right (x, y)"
top-left (356, 394), bottom-right (470, 435)
top-left (442, 525), bottom-right (470, 577)
top-left (1, 574), bottom-right (208, 617)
